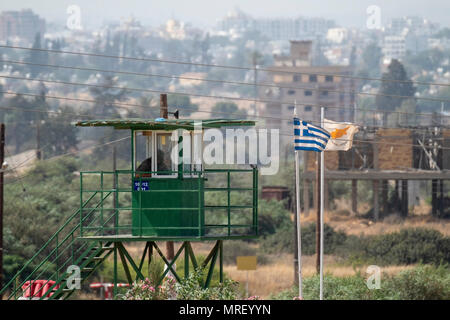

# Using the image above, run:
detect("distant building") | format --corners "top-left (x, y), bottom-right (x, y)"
top-left (382, 36), bottom-right (406, 63)
top-left (0, 9), bottom-right (46, 43)
top-left (261, 40), bottom-right (356, 146)
top-left (326, 28), bottom-right (348, 44)
top-left (216, 8), bottom-right (335, 41)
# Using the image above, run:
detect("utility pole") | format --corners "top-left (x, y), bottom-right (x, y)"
top-left (160, 94), bottom-right (174, 262)
top-left (36, 121), bottom-right (41, 160)
top-left (113, 144), bottom-right (117, 230)
top-left (252, 53), bottom-right (258, 118)
top-left (0, 123), bottom-right (5, 298)
top-left (315, 152), bottom-right (321, 274)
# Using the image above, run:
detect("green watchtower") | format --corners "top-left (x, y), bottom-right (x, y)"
top-left (74, 118), bottom-right (259, 294)
top-left (0, 117), bottom-right (259, 300)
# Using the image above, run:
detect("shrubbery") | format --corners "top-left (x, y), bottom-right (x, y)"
top-left (259, 223), bottom-right (347, 256)
top-left (271, 264), bottom-right (450, 300)
top-left (260, 223), bottom-right (450, 266)
top-left (122, 268), bottom-right (241, 300)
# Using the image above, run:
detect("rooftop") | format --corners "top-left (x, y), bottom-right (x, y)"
top-left (75, 118), bottom-right (256, 130)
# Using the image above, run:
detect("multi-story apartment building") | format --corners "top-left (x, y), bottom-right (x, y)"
top-left (0, 9), bottom-right (46, 43)
top-left (261, 41), bottom-right (356, 146)
top-left (217, 8), bottom-right (335, 41)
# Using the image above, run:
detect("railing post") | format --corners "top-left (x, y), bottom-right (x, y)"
top-left (139, 174), bottom-right (142, 237)
top-left (56, 234), bottom-right (59, 279)
top-left (115, 171), bottom-right (119, 236)
top-left (198, 172), bottom-right (202, 237)
top-left (100, 172), bottom-right (104, 236)
top-left (80, 172), bottom-right (83, 237)
top-left (227, 171), bottom-right (231, 236)
top-left (253, 167), bottom-right (258, 236)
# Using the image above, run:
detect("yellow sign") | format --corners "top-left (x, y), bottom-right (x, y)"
top-left (236, 256), bottom-right (257, 270)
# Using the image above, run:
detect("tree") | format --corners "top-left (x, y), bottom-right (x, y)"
top-left (376, 59), bottom-right (415, 125)
top-left (40, 106), bottom-right (79, 158)
top-left (167, 94), bottom-right (198, 117)
top-left (28, 33), bottom-right (48, 77)
top-left (362, 42), bottom-right (382, 77)
top-left (89, 75), bottom-right (128, 117)
top-left (211, 102), bottom-right (247, 118)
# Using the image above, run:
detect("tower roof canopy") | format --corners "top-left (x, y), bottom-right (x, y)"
top-left (75, 118), bottom-right (255, 131)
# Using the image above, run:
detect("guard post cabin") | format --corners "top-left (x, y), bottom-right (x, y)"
top-left (76, 118), bottom-right (258, 291)
top-left (76, 118), bottom-right (258, 239)
top-left (0, 118), bottom-right (260, 301)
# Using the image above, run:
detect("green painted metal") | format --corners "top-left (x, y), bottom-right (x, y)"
top-left (1, 120), bottom-right (260, 299)
top-left (204, 241), bottom-right (220, 288)
top-left (116, 242), bottom-right (146, 281)
top-left (75, 118), bottom-right (256, 130)
top-left (132, 176), bottom-right (204, 237)
top-left (79, 168), bottom-right (258, 240)
top-left (0, 191), bottom-right (111, 299)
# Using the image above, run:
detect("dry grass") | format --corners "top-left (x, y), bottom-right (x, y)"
top-left (119, 214), bottom-right (446, 299)
top-left (298, 203), bottom-right (450, 237)
top-left (224, 253), bottom-right (415, 299)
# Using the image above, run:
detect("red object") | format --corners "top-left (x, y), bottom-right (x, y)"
top-left (22, 280), bottom-right (60, 299)
top-left (90, 282), bottom-right (129, 300)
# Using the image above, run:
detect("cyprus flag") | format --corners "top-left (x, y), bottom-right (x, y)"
top-left (323, 119), bottom-right (358, 151)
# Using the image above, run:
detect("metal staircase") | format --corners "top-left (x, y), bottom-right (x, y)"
top-left (0, 191), bottom-right (115, 300)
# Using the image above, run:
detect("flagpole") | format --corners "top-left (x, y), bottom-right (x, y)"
top-left (294, 105), bottom-right (303, 299)
top-left (320, 107), bottom-right (325, 300)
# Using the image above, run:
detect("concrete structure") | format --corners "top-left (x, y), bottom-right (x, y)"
top-left (0, 9), bottom-right (45, 43)
top-left (382, 36), bottom-right (406, 62)
top-left (217, 8), bottom-right (335, 41)
top-left (302, 127), bottom-right (449, 219)
top-left (261, 40), bottom-right (356, 147)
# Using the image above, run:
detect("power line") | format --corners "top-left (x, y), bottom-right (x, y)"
top-left (5, 135), bottom-right (131, 184)
top-left (2, 59), bottom-right (450, 105)
top-left (1, 77), bottom-right (449, 121)
top-left (0, 89), bottom-right (449, 138)
top-left (2, 44), bottom-right (449, 88)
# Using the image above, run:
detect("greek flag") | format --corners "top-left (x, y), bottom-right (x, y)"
top-left (294, 118), bottom-right (330, 152)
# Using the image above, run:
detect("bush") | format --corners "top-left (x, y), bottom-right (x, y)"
top-left (385, 264), bottom-right (450, 300)
top-left (122, 268), bottom-right (240, 300)
top-left (260, 223), bottom-right (347, 256)
top-left (271, 264), bottom-right (450, 300)
top-left (223, 241), bottom-right (268, 265)
top-left (361, 228), bottom-right (450, 265)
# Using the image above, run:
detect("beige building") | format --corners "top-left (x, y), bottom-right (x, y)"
top-left (261, 40), bottom-right (356, 145)
top-left (0, 9), bottom-right (46, 43)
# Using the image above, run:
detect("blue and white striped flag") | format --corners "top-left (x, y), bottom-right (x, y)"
top-left (294, 118), bottom-right (330, 152)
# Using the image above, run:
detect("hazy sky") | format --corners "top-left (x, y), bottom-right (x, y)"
top-left (1, 0), bottom-right (449, 29)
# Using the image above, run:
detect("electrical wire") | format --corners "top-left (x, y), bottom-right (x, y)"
top-left (2, 59), bottom-right (450, 105)
top-left (4, 134), bottom-right (131, 185)
top-left (2, 44), bottom-right (450, 88)
top-left (1, 77), bottom-right (449, 121)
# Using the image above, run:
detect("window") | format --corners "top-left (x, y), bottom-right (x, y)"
top-left (155, 133), bottom-right (174, 176)
top-left (325, 75), bottom-right (333, 82)
top-left (287, 90), bottom-right (296, 95)
top-left (309, 75), bottom-right (317, 82)
top-left (134, 131), bottom-right (152, 174)
top-left (320, 90), bottom-right (329, 96)
top-left (304, 90), bottom-right (313, 96)
top-left (293, 74), bottom-right (300, 82)
top-left (304, 106), bottom-right (312, 112)
top-left (288, 105), bottom-right (295, 110)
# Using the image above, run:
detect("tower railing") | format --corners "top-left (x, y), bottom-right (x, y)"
top-left (79, 168), bottom-right (258, 239)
